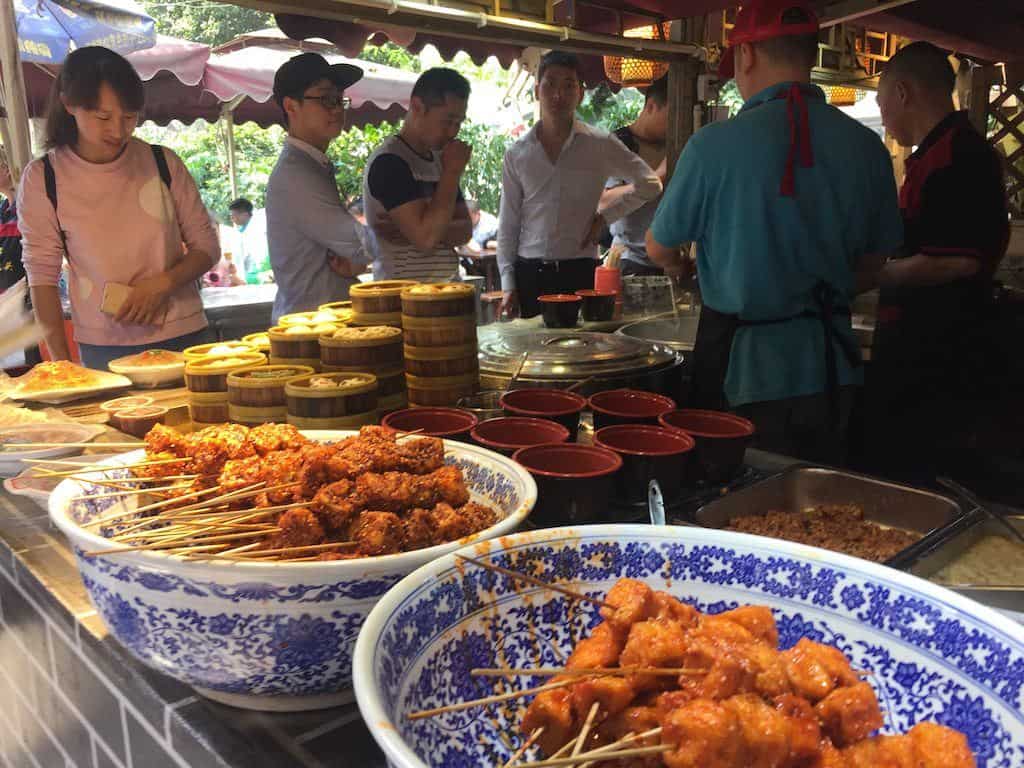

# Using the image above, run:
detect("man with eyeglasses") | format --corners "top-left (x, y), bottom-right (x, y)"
top-left (363, 68), bottom-right (473, 282)
top-left (266, 53), bottom-right (368, 322)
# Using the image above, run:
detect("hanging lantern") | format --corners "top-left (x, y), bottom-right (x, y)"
top-left (604, 23), bottom-right (671, 88)
top-left (822, 85), bottom-right (866, 106)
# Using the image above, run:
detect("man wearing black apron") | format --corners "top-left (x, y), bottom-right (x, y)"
top-left (866, 42), bottom-right (1009, 485)
top-left (646, 0), bottom-right (904, 464)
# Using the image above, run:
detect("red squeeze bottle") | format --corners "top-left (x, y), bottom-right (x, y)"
top-left (594, 266), bottom-right (622, 319)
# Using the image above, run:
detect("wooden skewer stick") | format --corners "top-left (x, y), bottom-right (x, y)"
top-left (406, 678), bottom-right (580, 721)
top-left (393, 428), bottom-right (425, 441)
top-left (83, 528), bottom-right (280, 557)
top-left (62, 472), bottom-right (201, 484)
top-left (2, 442), bottom-right (142, 449)
top-left (85, 483), bottom-right (225, 530)
top-left (548, 737), bottom-right (578, 761)
top-left (576, 727), bottom-right (662, 768)
top-left (471, 667), bottom-right (704, 679)
top-left (28, 457), bottom-right (190, 478)
top-left (72, 483), bottom-right (193, 502)
top-left (571, 703), bottom-right (600, 757)
top-left (228, 541), bottom-right (358, 559)
top-left (455, 554), bottom-right (613, 610)
top-left (501, 727), bottom-right (545, 768)
top-left (516, 744), bottom-right (670, 768)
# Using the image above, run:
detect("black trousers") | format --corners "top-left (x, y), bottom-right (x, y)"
top-left (515, 258), bottom-right (597, 319)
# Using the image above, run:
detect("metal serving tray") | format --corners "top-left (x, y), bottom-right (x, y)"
top-left (909, 510), bottom-right (1024, 613)
top-left (693, 466), bottom-right (965, 569)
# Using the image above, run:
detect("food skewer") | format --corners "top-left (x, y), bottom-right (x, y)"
top-left (571, 703), bottom-right (600, 757)
top-left (502, 728), bottom-right (545, 768)
top-left (576, 728), bottom-right (662, 768)
top-left (84, 527), bottom-right (284, 557)
top-left (85, 483), bottom-right (229, 530)
top-left (228, 541), bottom-right (358, 559)
top-left (27, 457), bottom-right (191, 478)
top-left (455, 554), bottom-right (613, 610)
top-left (471, 666), bottom-right (704, 679)
top-left (1, 442), bottom-right (143, 450)
top-left (407, 678), bottom-right (581, 721)
top-left (517, 744), bottom-right (670, 768)
top-left (72, 482), bottom-right (195, 501)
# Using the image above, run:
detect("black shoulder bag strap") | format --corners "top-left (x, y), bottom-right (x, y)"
top-left (150, 144), bottom-right (172, 189)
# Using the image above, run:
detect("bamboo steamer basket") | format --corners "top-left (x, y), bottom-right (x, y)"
top-left (182, 341), bottom-right (257, 362)
top-left (316, 301), bottom-right (355, 325)
top-left (400, 282), bottom-right (475, 318)
top-left (320, 325), bottom-right (404, 369)
top-left (285, 372), bottom-right (378, 427)
top-left (227, 364), bottom-right (311, 417)
top-left (378, 391), bottom-right (408, 412)
top-left (242, 332), bottom-right (271, 354)
top-left (189, 391), bottom-right (230, 424)
top-left (403, 343), bottom-right (479, 377)
top-left (321, 363), bottom-right (405, 395)
top-left (279, 309), bottom-right (345, 328)
top-left (268, 325), bottom-right (327, 368)
top-left (405, 371), bottom-right (479, 407)
top-left (350, 280), bottom-right (419, 316)
top-left (184, 353), bottom-right (266, 393)
top-left (350, 310), bottom-right (403, 328)
top-left (400, 314), bottom-right (477, 347)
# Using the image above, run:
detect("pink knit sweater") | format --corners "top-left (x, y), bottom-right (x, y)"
top-left (18, 139), bottom-right (219, 345)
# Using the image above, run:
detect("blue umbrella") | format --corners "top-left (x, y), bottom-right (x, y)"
top-left (14, 0), bottom-right (155, 64)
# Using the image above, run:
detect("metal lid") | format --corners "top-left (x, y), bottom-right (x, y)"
top-left (478, 331), bottom-right (676, 380)
top-left (616, 316), bottom-right (701, 352)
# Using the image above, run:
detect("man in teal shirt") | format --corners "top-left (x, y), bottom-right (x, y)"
top-left (646, 0), bottom-right (902, 463)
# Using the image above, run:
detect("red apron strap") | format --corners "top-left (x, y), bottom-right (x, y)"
top-left (780, 83), bottom-right (815, 197)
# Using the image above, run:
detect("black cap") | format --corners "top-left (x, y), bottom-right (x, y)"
top-left (273, 52), bottom-right (363, 108)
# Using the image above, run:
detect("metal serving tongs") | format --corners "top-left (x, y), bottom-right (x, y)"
top-left (937, 476), bottom-right (1024, 546)
top-left (648, 479), bottom-right (666, 527)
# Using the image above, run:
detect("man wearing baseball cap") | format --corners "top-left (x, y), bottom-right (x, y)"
top-left (266, 52), bottom-right (369, 322)
top-left (645, 0), bottom-right (904, 464)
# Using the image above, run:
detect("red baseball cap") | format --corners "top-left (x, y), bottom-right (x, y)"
top-left (719, 0), bottom-right (819, 80)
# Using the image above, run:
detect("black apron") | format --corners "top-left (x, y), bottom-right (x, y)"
top-left (690, 281), bottom-right (861, 430)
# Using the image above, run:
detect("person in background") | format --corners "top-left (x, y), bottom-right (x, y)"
top-left (266, 53), bottom-right (367, 322)
top-left (224, 197), bottom-right (269, 283)
top-left (18, 46), bottom-right (218, 370)
top-left (607, 76), bottom-right (669, 277)
top-left (348, 196), bottom-right (366, 226)
top-left (645, 0), bottom-right (903, 464)
top-left (465, 199), bottom-right (498, 252)
top-left (864, 41), bottom-right (1009, 483)
top-left (0, 145), bottom-right (24, 293)
top-left (363, 68), bottom-right (473, 282)
top-left (498, 51), bottom-right (662, 319)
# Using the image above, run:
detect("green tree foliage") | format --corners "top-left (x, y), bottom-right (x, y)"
top-left (358, 43), bottom-right (422, 73)
top-left (577, 83), bottom-right (644, 132)
top-left (139, 1), bottom-right (271, 47)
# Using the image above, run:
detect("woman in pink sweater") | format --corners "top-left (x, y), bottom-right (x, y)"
top-left (18, 47), bottom-right (220, 370)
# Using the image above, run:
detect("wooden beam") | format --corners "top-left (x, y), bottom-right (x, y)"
top-left (966, 64), bottom-right (992, 135)
top-left (665, 18), bottom-right (701, 183)
top-left (0, 0), bottom-right (33, 179)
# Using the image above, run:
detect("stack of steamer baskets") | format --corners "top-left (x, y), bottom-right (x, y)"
top-left (349, 280), bottom-right (418, 327)
top-left (319, 325), bottom-right (407, 412)
top-left (284, 371), bottom-right (379, 429)
top-left (401, 283), bottom-right (479, 406)
top-left (267, 309), bottom-right (346, 372)
top-left (183, 350), bottom-right (266, 428)
top-left (226, 365), bottom-right (315, 426)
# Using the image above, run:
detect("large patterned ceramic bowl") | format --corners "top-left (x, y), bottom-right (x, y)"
top-left (353, 525), bottom-right (1024, 768)
top-left (49, 431), bottom-right (536, 712)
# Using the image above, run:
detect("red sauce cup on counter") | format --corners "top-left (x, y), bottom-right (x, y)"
top-left (381, 407), bottom-right (478, 441)
top-left (114, 406), bottom-right (168, 439)
top-left (658, 408), bottom-right (755, 484)
top-left (470, 417), bottom-right (570, 456)
top-left (499, 388), bottom-right (587, 442)
top-left (593, 424), bottom-right (695, 504)
top-left (513, 443), bottom-right (622, 525)
top-left (575, 289), bottom-right (616, 322)
top-left (538, 294), bottom-right (582, 328)
top-left (588, 388), bottom-right (676, 431)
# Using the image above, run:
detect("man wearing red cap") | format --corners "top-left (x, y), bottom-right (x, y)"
top-left (645, 0), bottom-right (903, 464)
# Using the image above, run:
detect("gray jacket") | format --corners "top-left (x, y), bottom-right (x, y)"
top-left (266, 140), bottom-right (368, 322)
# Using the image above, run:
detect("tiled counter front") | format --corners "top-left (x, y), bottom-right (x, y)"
top-left (0, 493), bottom-right (387, 768)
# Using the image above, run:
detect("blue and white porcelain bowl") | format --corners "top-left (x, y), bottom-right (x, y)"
top-left (49, 431), bottom-right (536, 712)
top-left (353, 524), bottom-right (1024, 768)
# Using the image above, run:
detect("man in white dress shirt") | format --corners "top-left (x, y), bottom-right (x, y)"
top-left (497, 51), bottom-right (662, 318)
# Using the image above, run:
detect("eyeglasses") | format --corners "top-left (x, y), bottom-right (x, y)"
top-left (301, 92), bottom-right (351, 110)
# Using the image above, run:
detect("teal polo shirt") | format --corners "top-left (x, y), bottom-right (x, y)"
top-left (650, 82), bottom-right (903, 407)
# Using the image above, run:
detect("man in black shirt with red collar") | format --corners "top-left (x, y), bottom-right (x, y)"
top-left (866, 41), bottom-right (1009, 483)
